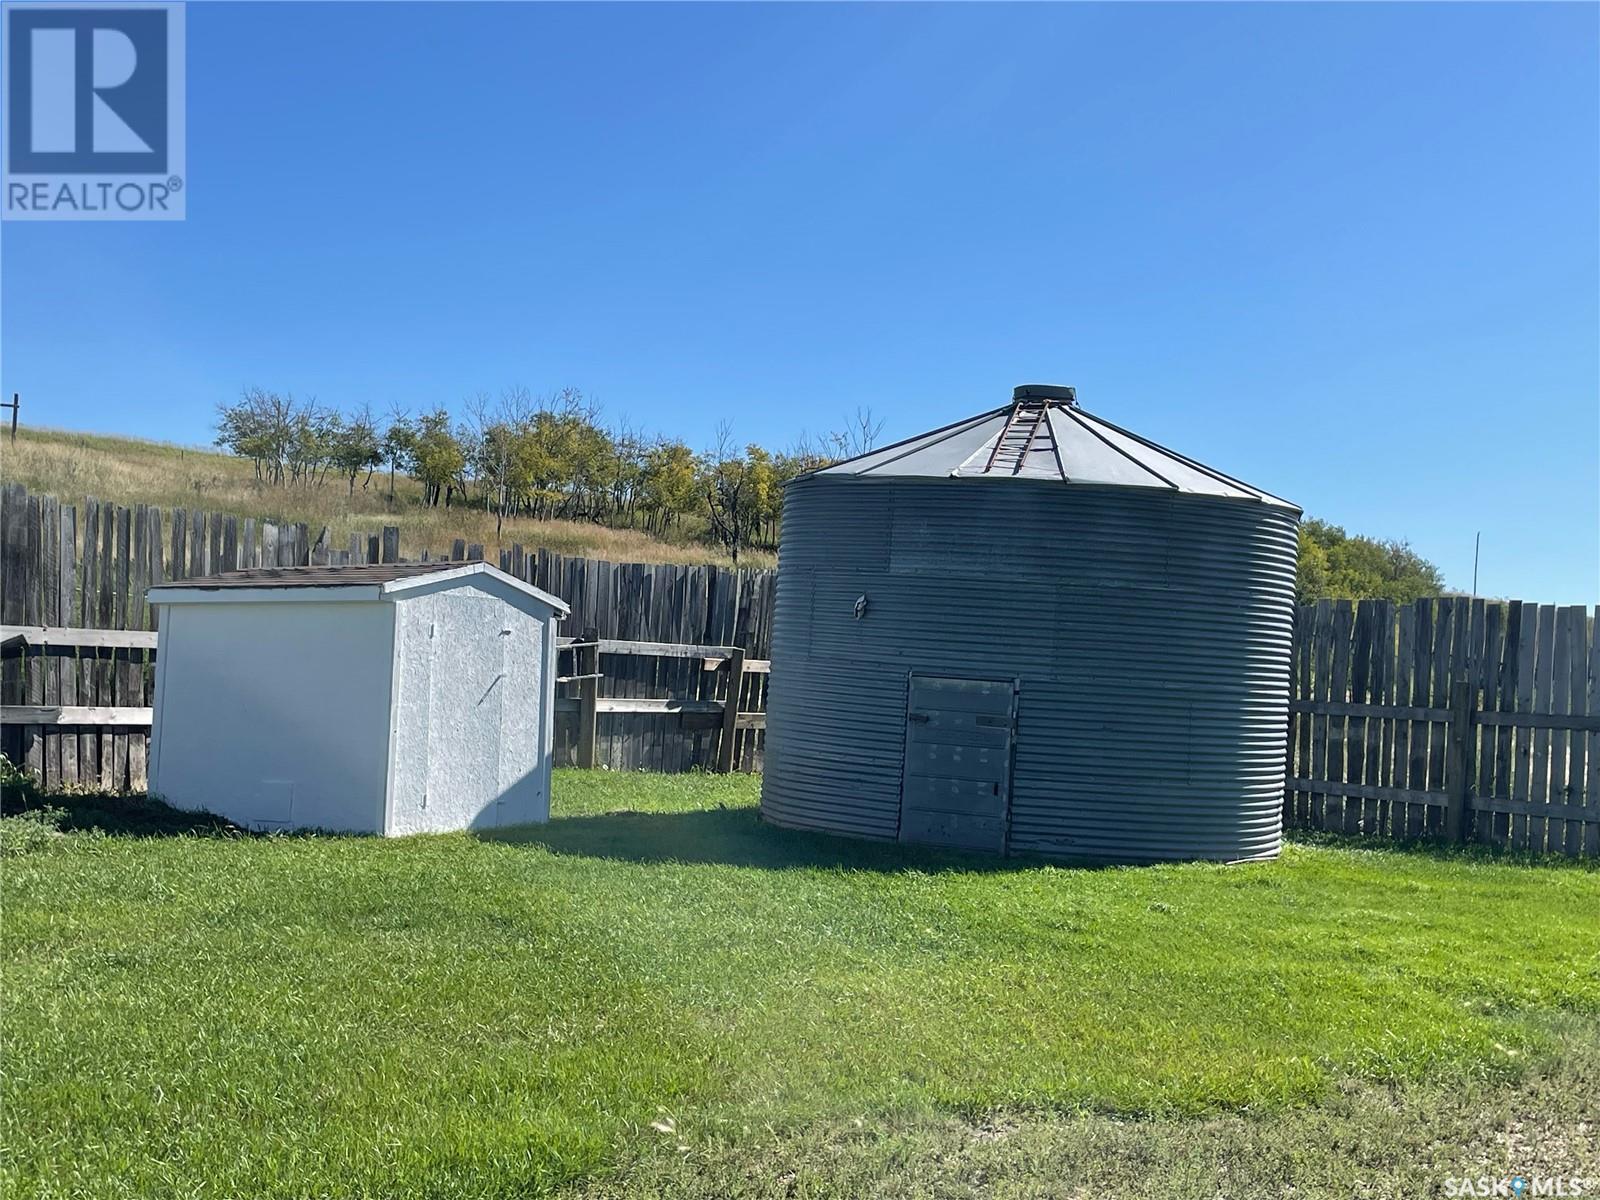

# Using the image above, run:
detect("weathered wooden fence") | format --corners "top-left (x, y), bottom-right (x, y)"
top-left (6, 485), bottom-right (1598, 856)
top-left (1286, 597), bottom-right (1600, 855)
top-left (0, 484), bottom-right (775, 787)
top-left (555, 635), bottom-right (768, 774)
top-left (532, 551), bottom-right (774, 772)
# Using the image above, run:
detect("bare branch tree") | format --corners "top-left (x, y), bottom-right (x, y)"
top-left (827, 406), bottom-right (885, 460)
top-left (701, 420), bottom-right (749, 566)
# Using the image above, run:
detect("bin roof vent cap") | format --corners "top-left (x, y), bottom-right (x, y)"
top-left (1012, 384), bottom-right (1076, 404)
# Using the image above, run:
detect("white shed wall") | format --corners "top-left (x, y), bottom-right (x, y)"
top-left (387, 581), bottom-right (553, 835)
top-left (149, 600), bottom-right (395, 831)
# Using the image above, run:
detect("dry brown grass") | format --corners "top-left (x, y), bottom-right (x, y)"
top-left (1, 426), bottom-right (773, 568)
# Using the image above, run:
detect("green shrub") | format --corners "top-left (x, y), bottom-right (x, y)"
top-left (0, 805), bottom-right (68, 856)
top-left (0, 752), bottom-right (41, 810)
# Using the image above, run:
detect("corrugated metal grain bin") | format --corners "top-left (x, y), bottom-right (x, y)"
top-left (760, 385), bottom-right (1301, 863)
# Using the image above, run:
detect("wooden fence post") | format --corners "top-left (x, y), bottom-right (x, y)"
top-left (1444, 678), bottom-right (1475, 842)
top-left (577, 627), bottom-right (599, 769)
top-left (717, 645), bottom-right (746, 773)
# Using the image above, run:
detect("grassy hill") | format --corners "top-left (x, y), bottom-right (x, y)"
top-left (4, 426), bottom-right (771, 568)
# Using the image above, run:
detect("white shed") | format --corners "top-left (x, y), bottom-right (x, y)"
top-left (146, 561), bottom-right (569, 835)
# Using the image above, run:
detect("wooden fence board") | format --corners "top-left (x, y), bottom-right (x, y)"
top-left (1510, 603), bottom-right (1538, 848)
top-left (79, 501), bottom-right (100, 783)
top-left (1285, 603), bottom-right (1301, 824)
top-left (1547, 607), bottom-right (1574, 854)
top-left (1392, 605), bottom-right (1414, 837)
top-left (1528, 604), bottom-right (1557, 851)
top-left (1373, 601), bottom-right (1395, 834)
top-left (1308, 600), bottom-right (1331, 827)
top-left (2, 705), bottom-right (152, 725)
top-left (19, 493), bottom-right (43, 778)
top-left (1492, 602), bottom-right (1522, 844)
top-left (1403, 600), bottom-right (1427, 835)
top-left (1428, 600), bottom-right (1455, 836)
top-left (1559, 606), bottom-right (1587, 854)
top-left (38, 497), bottom-right (59, 785)
top-left (114, 505), bottom-right (132, 791)
top-left (0, 487), bottom-right (23, 768)
top-left (58, 505), bottom-right (78, 787)
top-left (1474, 599), bottom-right (1497, 839)
top-left (1587, 606), bottom-right (1600, 857)
top-left (1346, 601), bottom-right (1371, 833)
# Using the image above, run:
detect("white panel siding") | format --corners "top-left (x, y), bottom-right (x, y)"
top-left (388, 587), bottom-right (549, 835)
top-left (496, 599), bottom-right (548, 828)
top-left (149, 601), bottom-right (394, 832)
top-left (388, 595), bottom-right (434, 831)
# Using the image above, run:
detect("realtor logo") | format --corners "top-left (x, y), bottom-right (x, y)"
top-left (3, 2), bottom-right (185, 219)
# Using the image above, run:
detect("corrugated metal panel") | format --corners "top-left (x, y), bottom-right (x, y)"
top-left (761, 474), bottom-right (1299, 864)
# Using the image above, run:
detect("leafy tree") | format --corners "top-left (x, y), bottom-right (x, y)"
top-left (285, 402), bottom-right (338, 486)
top-left (1295, 518), bottom-right (1444, 603)
top-left (743, 445), bottom-right (780, 548)
top-left (330, 405), bottom-right (383, 495)
top-left (409, 408), bottom-right (466, 508)
top-left (381, 410), bottom-right (415, 504)
top-left (471, 401), bottom-right (538, 536)
top-left (603, 422), bottom-right (647, 528)
top-left (216, 389), bottom-right (342, 488)
top-left (639, 439), bottom-right (698, 535)
top-left (216, 388), bottom-right (296, 485)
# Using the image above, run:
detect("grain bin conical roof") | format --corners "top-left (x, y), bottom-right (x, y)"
top-left (815, 384), bottom-right (1298, 510)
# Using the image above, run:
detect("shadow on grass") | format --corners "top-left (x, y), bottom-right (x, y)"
top-left (2, 785), bottom-right (256, 839)
top-left (484, 805), bottom-right (1044, 874)
top-left (499, 806), bottom-right (1600, 874)
top-left (10, 769), bottom-right (1588, 872)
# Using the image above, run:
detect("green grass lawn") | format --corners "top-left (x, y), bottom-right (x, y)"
top-left (3, 769), bottom-right (1597, 1198)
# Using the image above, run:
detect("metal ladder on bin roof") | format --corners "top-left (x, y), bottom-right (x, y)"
top-left (981, 397), bottom-right (1058, 475)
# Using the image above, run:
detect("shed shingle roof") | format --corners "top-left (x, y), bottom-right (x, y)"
top-left (165, 563), bottom-right (466, 589)
top-left (145, 561), bottom-right (570, 615)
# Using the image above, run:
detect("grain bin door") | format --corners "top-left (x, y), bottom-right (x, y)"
top-left (899, 675), bottom-right (1015, 853)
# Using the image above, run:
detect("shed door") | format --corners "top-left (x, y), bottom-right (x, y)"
top-left (424, 595), bottom-right (507, 829)
top-left (899, 675), bottom-right (1015, 853)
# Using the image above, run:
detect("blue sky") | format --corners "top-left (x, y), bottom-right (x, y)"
top-left (2, 2), bottom-right (1596, 603)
